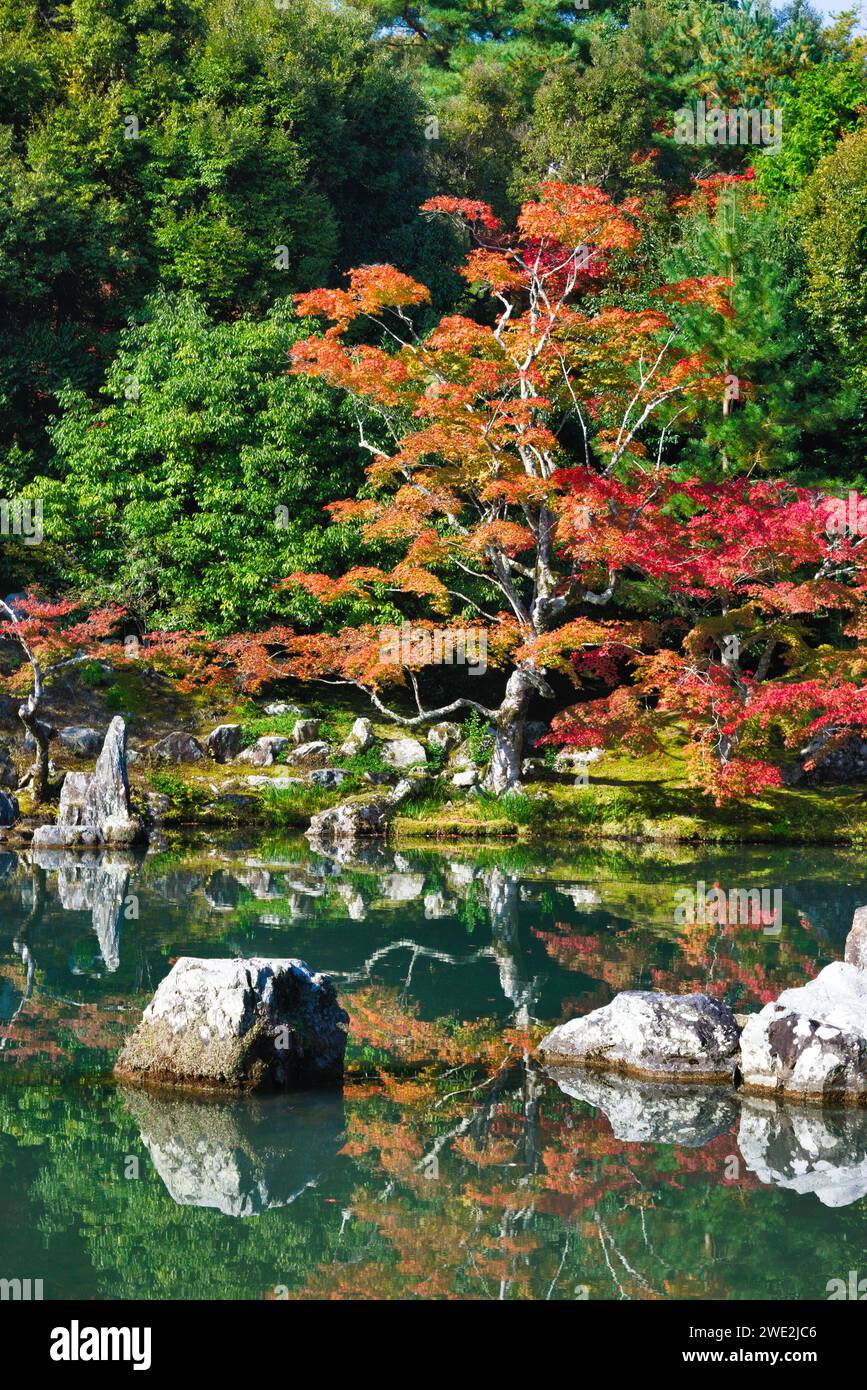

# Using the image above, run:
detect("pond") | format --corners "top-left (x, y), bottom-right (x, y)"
top-left (1, 833), bottom-right (866, 1300)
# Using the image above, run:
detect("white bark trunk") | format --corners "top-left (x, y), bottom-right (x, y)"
top-left (486, 669), bottom-right (534, 794)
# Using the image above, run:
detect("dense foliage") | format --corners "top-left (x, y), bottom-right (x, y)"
top-left (1, 0), bottom-right (866, 802)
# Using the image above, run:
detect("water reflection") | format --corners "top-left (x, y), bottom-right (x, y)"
top-left (122, 1088), bottom-right (346, 1218)
top-left (546, 1068), bottom-right (740, 1146)
top-left (1, 834), bottom-right (867, 1297)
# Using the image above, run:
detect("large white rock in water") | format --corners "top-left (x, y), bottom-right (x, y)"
top-left (115, 956), bottom-right (349, 1092)
top-left (538, 991), bottom-right (741, 1082)
top-left (738, 1096), bottom-right (867, 1208)
top-left (740, 961), bottom-right (867, 1104)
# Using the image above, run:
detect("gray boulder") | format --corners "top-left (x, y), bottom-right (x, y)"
top-left (451, 768), bottom-right (479, 788)
top-left (0, 748), bottom-right (16, 791)
top-left (740, 961), bottom-right (867, 1104)
top-left (0, 790), bottom-right (19, 826)
top-left (55, 769), bottom-right (95, 827)
top-left (115, 956), bottom-right (349, 1092)
top-left (845, 906), bottom-right (867, 971)
top-left (339, 717), bottom-right (374, 757)
top-left (427, 722), bottom-right (461, 754)
top-left (306, 778), bottom-right (413, 842)
top-left (539, 991), bottom-right (741, 1083)
top-left (381, 737), bottom-right (427, 770)
top-left (206, 725), bottom-right (243, 763)
top-left (150, 731), bottom-right (206, 764)
top-left (59, 726), bottom-right (103, 758)
top-left (794, 728), bottom-right (867, 786)
top-left (33, 717), bottom-right (143, 849)
top-left (285, 740), bottom-right (330, 766)
top-left (237, 735), bottom-right (290, 767)
top-left (308, 767), bottom-right (348, 790)
top-left (292, 718), bottom-right (321, 745)
top-left (83, 717), bottom-right (133, 825)
top-left (447, 739), bottom-right (476, 773)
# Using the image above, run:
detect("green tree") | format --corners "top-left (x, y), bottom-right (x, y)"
top-left (795, 125), bottom-right (867, 396)
top-left (39, 293), bottom-right (366, 632)
top-left (0, 0), bottom-right (428, 488)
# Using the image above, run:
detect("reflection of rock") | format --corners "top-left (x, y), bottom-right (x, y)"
top-left (380, 872), bottom-right (425, 903)
top-left (540, 992), bottom-right (741, 1083)
top-left (487, 868), bottom-right (537, 1024)
top-left (121, 1088), bottom-right (345, 1217)
top-left (557, 886), bottom-right (602, 910)
top-left (116, 956), bottom-right (349, 1092)
top-left (740, 962), bottom-right (867, 1104)
top-left (30, 848), bottom-right (136, 972)
top-left (738, 1096), bottom-right (867, 1207)
top-left (548, 1068), bottom-right (738, 1146)
top-left (91, 859), bottom-right (132, 973)
top-left (424, 891), bottom-right (457, 920)
top-left (445, 861), bottom-right (476, 894)
top-left (335, 883), bottom-right (367, 920)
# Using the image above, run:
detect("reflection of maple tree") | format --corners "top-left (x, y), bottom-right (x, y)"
top-left (533, 915), bottom-right (820, 1011)
top-left (291, 985), bottom-right (762, 1300)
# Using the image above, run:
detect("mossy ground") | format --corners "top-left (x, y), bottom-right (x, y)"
top-left (396, 728), bottom-right (867, 846)
top-left (4, 671), bottom-right (866, 846)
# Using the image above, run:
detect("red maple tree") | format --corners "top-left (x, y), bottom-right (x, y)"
top-left (271, 184), bottom-right (731, 791)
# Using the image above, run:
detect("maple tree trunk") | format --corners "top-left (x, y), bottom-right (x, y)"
top-left (18, 698), bottom-right (51, 804)
top-left (487, 668), bottom-right (534, 795)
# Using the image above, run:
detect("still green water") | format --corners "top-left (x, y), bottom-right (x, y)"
top-left (1, 833), bottom-right (867, 1300)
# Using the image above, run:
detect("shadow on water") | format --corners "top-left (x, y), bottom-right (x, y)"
top-left (1, 832), bottom-right (867, 1297)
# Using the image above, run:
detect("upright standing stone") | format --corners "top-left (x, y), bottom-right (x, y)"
top-left (83, 716), bottom-right (131, 825)
top-left (845, 906), bottom-right (867, 971)
top-left (32, 717), bottom-right (143, 848)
